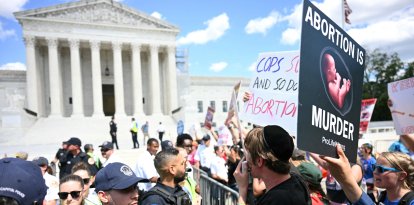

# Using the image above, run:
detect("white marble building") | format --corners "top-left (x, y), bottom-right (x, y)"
top-left (14, 0), bottom-right (179, 118)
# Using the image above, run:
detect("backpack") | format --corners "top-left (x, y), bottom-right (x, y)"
top-left (140, 186), bottom-right (191, 205)
top-left (378, 191), bottom-right (414, 205)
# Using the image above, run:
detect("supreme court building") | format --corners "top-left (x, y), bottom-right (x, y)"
top-left (14, 0), bottom-right (179, 118)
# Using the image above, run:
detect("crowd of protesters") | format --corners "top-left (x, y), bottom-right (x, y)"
top-left (2, 101), bottom-right (414, 204)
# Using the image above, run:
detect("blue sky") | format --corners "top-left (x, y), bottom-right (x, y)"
top-left (0, 0), bottom-right (413, 78)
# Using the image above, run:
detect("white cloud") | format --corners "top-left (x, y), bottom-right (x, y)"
top-left (281, 28), bottom-right (300, 45)
top-left (0, 22), bottom-right (15, 40)
top-left (279, 0), bottom-right (342, 45)
top-left (209, 62), bottom-right (228, 72)
top-left (0, 0), bottom-right (28, 19)
top-left (0, 62), bottom-right (26, 70)
top-left (151, 11), bottom-right (163, 20)
top-left (177, 13), bottom-right (230, 46)
top-left (279, 3), bottom-right (302, 45)
top-left (245, 11), bottom-right (280, 35)
top-left (347, 0), bottom-right (412, 24)
top-left (347, 6), bottom-right (414, 61)
top-left (248, 62), bottom-right (257, 72)
top-left (277, 0), bottom-right (414, 62)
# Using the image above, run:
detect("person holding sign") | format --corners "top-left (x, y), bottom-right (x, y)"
top-left (310, 151), bottom-right (363, 204)
top-left (322, 53), bottom-right (351, 109)
top-left (233, 125), bottom-right (310, 205)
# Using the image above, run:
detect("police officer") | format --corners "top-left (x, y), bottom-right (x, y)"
top-left (59, 137), bottom-right (98, 179)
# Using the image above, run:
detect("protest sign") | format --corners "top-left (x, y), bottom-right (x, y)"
top-left (217, 125), bottom-right (233, 146)
top-left (204, 106), bottom-right (215, 129)
top-left (388, 77), bottom-right (414, 135)
top-left (240, 51), bottom-right (300, 136)
top-left (225, 81), bottom-right (241, 125)
top-left (297, 0), bottom-right (365, 162)
top-left (359, 98), bottom-right (377, 134)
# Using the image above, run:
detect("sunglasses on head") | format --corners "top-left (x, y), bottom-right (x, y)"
top-left (58, 190), bottom-right (82, 200)
top-left (372, 164), bottom-right (400, 173)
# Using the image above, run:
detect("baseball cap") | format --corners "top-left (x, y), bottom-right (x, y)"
top-left (291, 148), bottom-right (306, 161)
top-left (95, 162), bottom-right (148, 192)
top-left (66, 137), bottom-right (82, 147)
top-left (297, 162), bottom-right (322, 186)
top-left (263, 125), bottom-right (294, 162)
top-left (0, 158), bottom-right (47, 205)
top-left (99, 141), bottom-right (114, 150)
top-left (32, 156), bottom-right (49, 166)
top-left (161, 140), bottom-right (174, 150)
top-left (202, 134), bottom-right (211, 141)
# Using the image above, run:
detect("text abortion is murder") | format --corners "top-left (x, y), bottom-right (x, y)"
top-left (304, 5), bottom-right (364, 66)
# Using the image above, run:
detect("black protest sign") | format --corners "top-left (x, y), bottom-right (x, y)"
top-left (297, 0), bottom-right (365, 163)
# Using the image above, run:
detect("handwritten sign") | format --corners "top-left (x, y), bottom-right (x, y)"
top-left (240, 51), bottom-right (300, 135)
top-left (388, 77), bottom-right (414, 134)
top-left (360, 98), bottom-right (377, 134)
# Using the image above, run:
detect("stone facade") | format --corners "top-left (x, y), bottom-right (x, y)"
top-left (14, 0), bottom-right (179, 118)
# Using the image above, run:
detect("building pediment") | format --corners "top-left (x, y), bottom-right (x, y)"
top-left (14, 0), bottom-right (179, 32)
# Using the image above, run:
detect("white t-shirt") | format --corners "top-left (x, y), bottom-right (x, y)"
top-left (194, 144), bottom-right (214, 168)
top-left (102, 152), bottom-right (122, 167)
top-left (134, 151), bottom-right (159, 191)
top-left (44, 173), bottom-right (59, 202)
top-left (210, 155), bottom-right (228, 182)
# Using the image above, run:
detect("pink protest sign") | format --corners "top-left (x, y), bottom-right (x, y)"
top-left (359, 98), bottom-right (377, 134)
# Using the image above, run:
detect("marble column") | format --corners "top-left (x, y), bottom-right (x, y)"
top-left (112, 41), bottom-right (125, 116)
top-left (69, 39), bottom-right (84, 117)
top-left (149, 44), bottom-right (161, 114)
top-left (24, 35), bottom-right (39, 114)
top-left (90, 40), bottom-right (104, 117)
top-left (46, 38), bottom-right (63, 117)
top-left (131, 43), bottom-right (144, 116)
top-left (167, 45), bottom-right (178, 113)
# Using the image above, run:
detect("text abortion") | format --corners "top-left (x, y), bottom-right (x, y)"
top-left (240, 51), bottom-right (300, 134)
top-left (304, 6), bottom-right (364, 65)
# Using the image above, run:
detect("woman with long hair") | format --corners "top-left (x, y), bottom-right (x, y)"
top-left (59, 174), bottom-right (85, 205)
top-left (375, 152), bottom-right (414, 204)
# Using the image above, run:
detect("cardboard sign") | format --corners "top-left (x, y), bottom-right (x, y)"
top-left (388, 77), bottom-right (414, 134)
top-left (225, 81), bottom-right (241, 124)
top-left (240, 51), bottom-right (300, 136)
top-left (359, 98), bottom-right (377, 134)
top-left (204, 106), bottom-right (215, 129)
top-left (297, 0), bottom-right (365, 163)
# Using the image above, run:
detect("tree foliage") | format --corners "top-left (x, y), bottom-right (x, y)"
top-left (362, 49), bottom-right (414, 121)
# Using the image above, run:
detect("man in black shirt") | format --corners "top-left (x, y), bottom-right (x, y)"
top-left (59, 137), bottom-right (98, 178)
top-left (140, 148), bottom-right (191, 205)
top-left (53, 141), bottom-right (68, 178)
top-left (234, 125), bottom-right (310, 205)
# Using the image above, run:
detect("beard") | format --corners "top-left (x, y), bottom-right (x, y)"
top-left (174, 172), bottom-right (186, 184)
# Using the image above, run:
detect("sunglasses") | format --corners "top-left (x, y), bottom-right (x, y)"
top-left (101, 149), bottom-right (109, 153)
top-left (372, 164), bottom-right (400, 173)
top-left (58, 190), bottom-right (82, 200)
top-left (82, 178), bottom-right (90, 185)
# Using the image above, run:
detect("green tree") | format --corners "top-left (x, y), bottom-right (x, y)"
top-left (362, 49), bottom-right (413, 121)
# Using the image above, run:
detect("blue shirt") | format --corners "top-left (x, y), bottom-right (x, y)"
top-left (361, 156), bottom-right (376, 182)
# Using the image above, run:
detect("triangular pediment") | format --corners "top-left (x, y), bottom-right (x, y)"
top-left (14, 0), bottom-right (179, 31)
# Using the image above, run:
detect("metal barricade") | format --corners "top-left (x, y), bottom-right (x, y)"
top-left (193, 167), bottom-right (239, 205)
